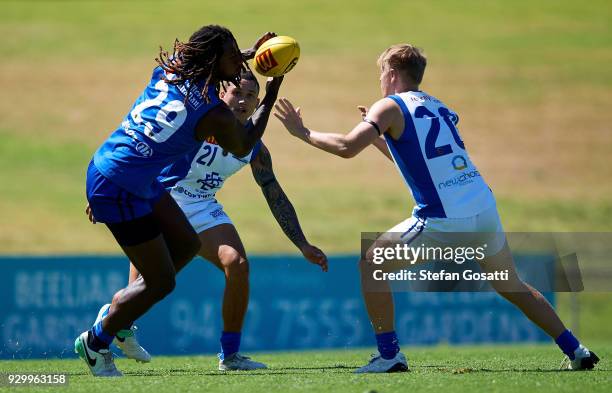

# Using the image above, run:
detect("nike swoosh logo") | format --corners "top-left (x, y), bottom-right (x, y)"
top-left (83, 339), bottom-right (97, 367)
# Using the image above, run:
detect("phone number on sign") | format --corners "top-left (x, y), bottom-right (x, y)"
top-left (1, 373), bottom-right (68, 386)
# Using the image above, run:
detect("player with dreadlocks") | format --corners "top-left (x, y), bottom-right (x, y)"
top-left (75, 25), bottom-right (283, 377)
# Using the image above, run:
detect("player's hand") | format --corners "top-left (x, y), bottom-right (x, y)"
top-left (242, 32), bottom-right (277, 60)
top-left (265, 76), bottom-right (284, 93)
top-left (274, 98), bottom-right (308, 139)
top-left (301, 244), bottom-right (328, 272)
top-left (85, 204), bottom-right (96, 224)
top-left (357, 105), bottom-right (369, 119)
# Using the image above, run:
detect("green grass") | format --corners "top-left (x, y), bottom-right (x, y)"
top-left (0, 345), bottom-right (610, 392)
top-left (1, 0), bottom-right (611, 254)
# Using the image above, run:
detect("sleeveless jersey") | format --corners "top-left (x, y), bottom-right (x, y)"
top-left (93, 66), bottom-right (221, 198)
top-left (158, 135), bottom-right (262, 205)
top-left (385, 91), bottom-right (495, 218)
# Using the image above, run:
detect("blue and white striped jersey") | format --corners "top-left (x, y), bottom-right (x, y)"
top-left (385, 91), bottom-right (495, 218)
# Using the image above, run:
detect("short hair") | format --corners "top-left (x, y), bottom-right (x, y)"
top-left (239, 69), bottom-right (260, 92)
top-left (377, 44), bottom-right (427, 84)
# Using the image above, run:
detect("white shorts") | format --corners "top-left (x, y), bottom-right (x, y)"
top-left (179, 199), bottom-right (234, 234)
top-left (386, 203), bottom-right (506, 257)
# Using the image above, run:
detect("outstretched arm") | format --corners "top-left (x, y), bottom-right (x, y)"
top-left (196, 77), bottom-right (283, 156)
top-left (274, 97), bottom-right (398, 159)
top-left (250, 143), bottom-right (328, 272)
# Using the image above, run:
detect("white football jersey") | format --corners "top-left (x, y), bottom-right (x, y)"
top-left (159, 136), bottom-right (261, 204)
top-left (385, 91), bottom-right (495, 218)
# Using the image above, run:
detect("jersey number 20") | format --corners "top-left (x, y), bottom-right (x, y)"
top-left (415, 106), bottom-right (465, 159)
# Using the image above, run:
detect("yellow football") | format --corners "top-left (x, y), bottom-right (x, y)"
top-left (253, 36), bottom-right (300, 77)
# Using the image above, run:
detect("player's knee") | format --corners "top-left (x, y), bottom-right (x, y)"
top-left (112, 289), bottom-right (124, 306)
top-left (223, 251), bottom-right (249, 279)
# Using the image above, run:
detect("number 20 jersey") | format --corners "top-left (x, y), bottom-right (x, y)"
top-left (385, 92), bottom-right (495, 219)
top-left (93, 66), bottom-right (221, 198)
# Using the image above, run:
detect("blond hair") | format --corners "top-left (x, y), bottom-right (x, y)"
top-left (377, 44), bottom-right (427, 84)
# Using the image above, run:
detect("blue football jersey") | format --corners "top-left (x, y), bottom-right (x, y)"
top-left (385, 92), bottom-right (495, 218)
top-left (93, 66), bottom-right (221, 198)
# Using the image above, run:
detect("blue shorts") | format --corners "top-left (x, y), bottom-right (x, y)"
top-left (86, 160), bottom-right (166, 224)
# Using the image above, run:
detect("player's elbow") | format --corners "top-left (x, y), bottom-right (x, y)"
top-left (337, 145), bottom-right (359, 159)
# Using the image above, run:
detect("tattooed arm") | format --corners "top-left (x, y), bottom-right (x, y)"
top-left (251, 143), bottom-right (328, 271)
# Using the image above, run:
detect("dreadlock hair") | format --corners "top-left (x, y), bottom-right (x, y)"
top-left (156, 25), bottom-right (246, 103)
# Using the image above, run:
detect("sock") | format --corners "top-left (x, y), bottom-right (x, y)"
top-left (555, 329), bottom-right (580, 360)
top-left (220, 331), bottom-right (241, 360)
top-left (88, 320), bottom-right (114, 352)
top-left (102, 305), bottom-right (132, 333)
top-left (376, 331), bottom-right (400, 360)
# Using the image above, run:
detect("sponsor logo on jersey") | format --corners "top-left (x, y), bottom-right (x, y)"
top-left (438, 170), bottom-right (482, 189)
top-left (177, 78), bottom-right (205, 109)
top-left (255, 49), bottom-right (278, 73)
top-left (173, 186), bottom-right (215, 200)
top-left (452, 155), bottom-right (467, 170)
top-left (136, 141), bottom-right (153, 157)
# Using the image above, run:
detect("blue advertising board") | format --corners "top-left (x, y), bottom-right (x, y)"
top-left (0, 255), bottom-right (552, 359)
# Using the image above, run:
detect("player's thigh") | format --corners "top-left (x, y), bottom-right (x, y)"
top-left (480, 240), bottom-right (524, 291)
top-left (363, 216), bottom-right (429, 273)
top-left (119, 234), bottom-right (176, 287)
top-left (105, 214), bottom-right (176, 287)
top-left (150, 191), bottom-right (201, 272)
top-left (198, 223), bottom-right (247, 272)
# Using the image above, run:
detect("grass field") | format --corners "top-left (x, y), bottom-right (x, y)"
top-left (0, 346), bottom-right (610, 392)
top-left (1, 3), bottom-right (611, 389)
top-left (1, 0), bottom-right (611, 253)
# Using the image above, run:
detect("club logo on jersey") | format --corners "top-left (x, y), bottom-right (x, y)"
top-left (255, 49), bottom-right (278, 73)
top-left (452, 155), bottom-right (467, 170)
top-left (196, 172), bottom-right (223, 190)
top-left (136, 141), bottom-right (153, 157)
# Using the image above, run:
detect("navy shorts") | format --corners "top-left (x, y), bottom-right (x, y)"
top-left (86, 160), bottom-right (166, 224)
